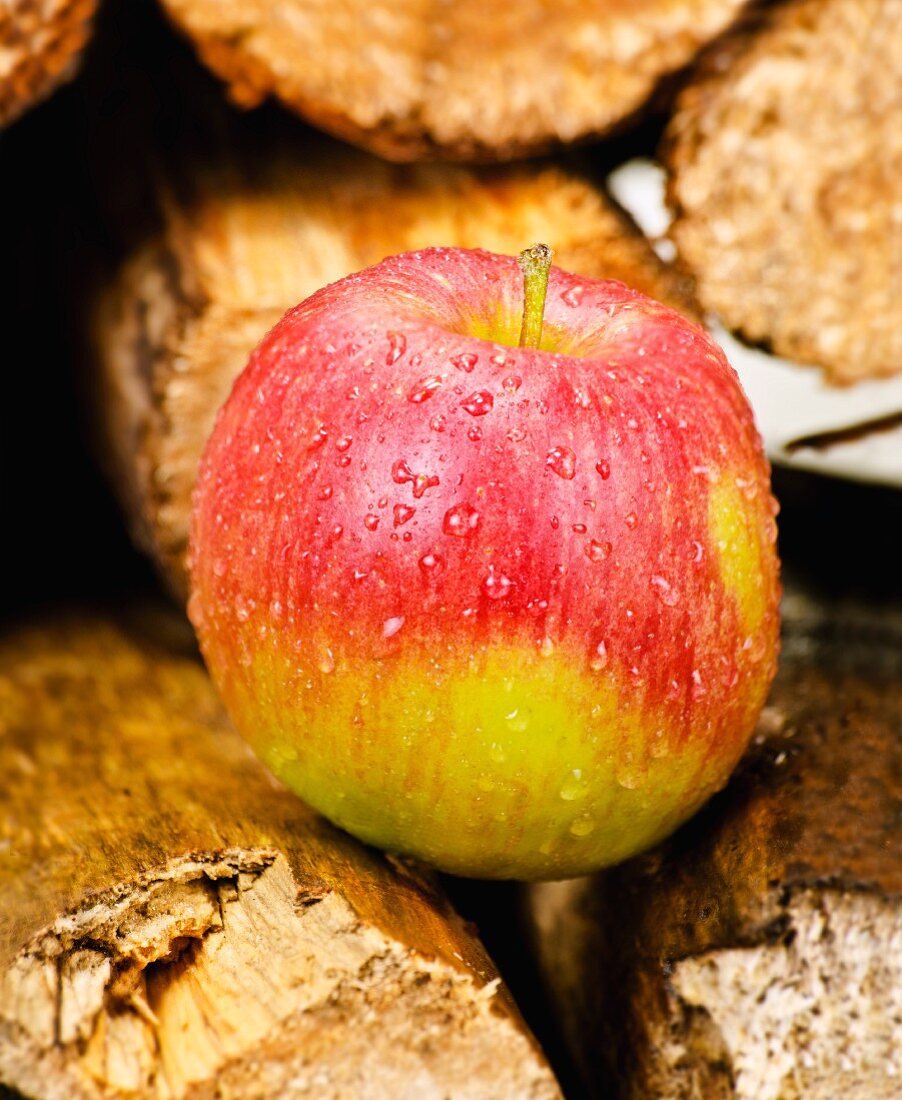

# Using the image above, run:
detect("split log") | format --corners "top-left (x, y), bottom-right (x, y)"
top-left (525, 587), bottom-right (902, 1098)
top-left (0, 611), bottom-right (563, 1100)
top-left (153, 0), bottom-right (755, 162)
top-left (93, 115), bottom-right (697, 600)
top-left (0, 0), bottom-right (95, 127)
top-left (664, 0), bottom-right (902, 383)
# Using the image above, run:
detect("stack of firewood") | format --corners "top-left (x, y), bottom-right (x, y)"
top-left (1, 2), bottom-right (899, 1097)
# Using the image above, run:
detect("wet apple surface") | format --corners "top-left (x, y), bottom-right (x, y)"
top-left (189, 247), bottom-right (780, 879)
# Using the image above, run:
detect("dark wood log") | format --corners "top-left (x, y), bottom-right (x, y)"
top-left (525, 587), bottom-right (902, 1098)
top-left (0, 610), bottom-right (562, 1099)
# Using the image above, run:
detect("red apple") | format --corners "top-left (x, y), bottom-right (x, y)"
top-left (188, 246), bottom-right (780, 880)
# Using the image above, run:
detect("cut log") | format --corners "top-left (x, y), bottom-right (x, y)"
top-left (93, 115), bottom-right (697, 600)
top-left (153, 0), bottom-right (754, 161)
top-left (0, 0), bottom-right (96, 127)
top-left (0, 611), bottom-right (563, 1100)
top-left (664, 0), bottom-right (902, 383)
top-left (525, 587), bottom-right (902, 1098)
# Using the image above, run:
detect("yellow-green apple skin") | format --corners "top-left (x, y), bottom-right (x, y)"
top-left (188, 247), bottom-right (780, 879)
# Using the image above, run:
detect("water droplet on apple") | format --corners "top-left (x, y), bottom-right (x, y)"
top-left (461, 391), bottom-right (494, 417)
top-left (353, 568), bottom-right (369, 582)
top-left (559, 769), bottom-right (587, 801)
top-left (393, 503), bottom-right (416, 527)
top-left (442, 503), bottom-right (481, 537)
top-left (571, 523), bottom-right (587, 534)
top-left (430, 414), bottom-right (446, 432)
top-left (502, 375), bottom-right (523, 394)
top-left (560, 284), bottom-right (584, 307)
top-left (392, 459), bottom-right (415, 485)
top-left (269, 599), bottom-right (284, 619)
top-left (335, 435), bottom-right (353, 452)
top-left (650, 728), bottom-right (670, 759)
top-left (451, 352), bottom-right (478, 373)
top-left (595, 460), bottom-right (611, 479)
top-left (569, 813), bottom-right (595, 837)
top-left (625, 512), bottom-right (638, 529)
top-left (318, 648), bottom-right (335, 674)
top-left (309, 425), bottom-right (328, 449)
top-left (505, 708), bottom-right (529, 732)
top-left (235, 595), bottom-right (255, 623)
top-left (585, 540), bottom-right (612, 564)
top-left (744, 631), bottom-right (768, 664)
top-left (383, 616), bottom-right (405, 638)
top-left (364, 514), bottom-right (379, 531)
top-left (483, 568), bottom-right (514, 600)
top-left (412, 473), bottom-right (440, 499)
top-left (650, 575), bottom-right (680, 606)
top-left (615, 757), bottom-right (644, 790)
top-left (489, 743), bottom-right (507, 764)
top-left (386, 332), bottom-right (407, 365)
top-left (467, 425), bottom-right (482, 442)
top-left (186, 591), bottom-right (204, 627)
top-left (336, 455), bottom-right (351, 468)
top-left (213, 557), bottom-right (228, 578)
top-left (418, 551), bottom-right (446, 576)
top-left (590, 640), bottom-right (609, 671)
top-left (407, 375), bottom-right (443, 403)
top-left (550, 516), bottom-right (560, 530)
top-left (317, 486), bottom-right (333, 501)
top-left (546, 446), bottom-right (577, 480)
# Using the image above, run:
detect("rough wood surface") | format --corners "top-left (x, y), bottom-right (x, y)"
top-left (525, 588), bottom-right (902, 1098)
top-left (154, 0), bottom-right (754, 161)
top-left (664, 0), bottom-right (902, 383)
top-left (0, 0), bottom-right (95, 127)
top-left (93, 112), bottom-right (697, 600)
top-left (0, 611), bottom-right (562, 1100)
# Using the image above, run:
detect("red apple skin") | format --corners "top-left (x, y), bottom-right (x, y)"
top-left (188, 247), bottom-right (780, 880)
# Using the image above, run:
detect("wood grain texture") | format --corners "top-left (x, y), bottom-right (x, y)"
top-left (0, 0), bottom-right (95, 126)
top-left (92, 106), bottom-right (698, 600)
top-left (0, 611), bottom-right (562, 1099)
top-left (664, 0), bottom-right (902, 383)
top-left (153, 0), bottom-right (755, 161)
top-left (525, 588), bottom-right (902, 1098)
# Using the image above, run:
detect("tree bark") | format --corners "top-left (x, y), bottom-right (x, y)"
top-left (91, 88), bottom-right (697, 600)
top-left (0, 0), bottom-right (95, 127)
top-left (154, 0), bottom-right (753, 162)
top-left (0, 609), bottom-right (563, 1100)
top-left (525, 586), bottom-right (902, 1099)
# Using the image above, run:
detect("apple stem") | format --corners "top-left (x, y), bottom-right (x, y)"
top-left (518, 244), bottom-right (553, 350)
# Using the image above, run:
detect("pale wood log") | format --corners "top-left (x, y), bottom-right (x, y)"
top-left (93, 108), bottom-right (697, 600)
top-left (0, 610), bottom-right (563, 1100)
top-left (664, 0), bottom-right (902, 383)
top-left (525, 588), bottom-right (902, 1098)
top-left (0, 0), bottom-right (95, 127)
top-left (154, 0), bottom-right (755, 162)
